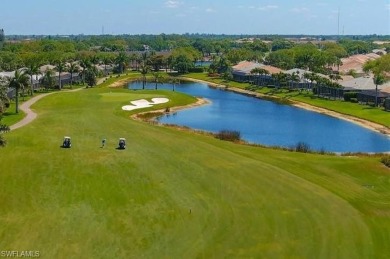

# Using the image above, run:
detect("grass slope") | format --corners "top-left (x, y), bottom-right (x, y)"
top-left (0, 85), bottom-right (389, 258)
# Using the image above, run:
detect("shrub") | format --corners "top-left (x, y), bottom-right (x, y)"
top-left (295, 142), bottom-right (311, 153)
top-left (344, 92), bottom-right (358, 102)
top-left (188, 67), bottom-right (204, 73)
top-left (215, 130), bottom-right (241, 142)
top-left (208, 73), bottom-right (220, 77)
top-left (381, 155), bottom-right (390, 168)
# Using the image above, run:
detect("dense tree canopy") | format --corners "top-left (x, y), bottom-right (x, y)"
top-left (363, 54), bottom-right (390, 74)
top-left (0, 34), bottom-right (386, 77)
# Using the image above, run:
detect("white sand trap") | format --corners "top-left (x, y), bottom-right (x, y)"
top-left (122, 98), bottom-right (169, 111)
top-left (150, 98), bottom-right (169, 104)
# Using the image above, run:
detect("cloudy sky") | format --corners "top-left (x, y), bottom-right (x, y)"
top-left (1, 0), bottom-right (389, 35)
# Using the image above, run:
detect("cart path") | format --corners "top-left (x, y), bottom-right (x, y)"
top-left (9, 77), bottom-right (109, 131)
top-left (10, 92), bottom-right (55, 131)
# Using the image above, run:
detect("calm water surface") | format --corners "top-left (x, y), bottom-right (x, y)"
top-left (129, 81), bottom-right (390, 153)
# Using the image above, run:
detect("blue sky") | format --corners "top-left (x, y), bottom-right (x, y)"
top-left (1, 0), bottom-right (389, 35)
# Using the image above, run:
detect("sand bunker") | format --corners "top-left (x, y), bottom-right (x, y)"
top-left (122, 98), bottom-right (169, 111)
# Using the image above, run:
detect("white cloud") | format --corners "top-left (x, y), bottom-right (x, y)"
top-left (258, 5), bottom-right (278, 11)
top-left (317, 2), bottom-right (328, 6)
top-left (206, 8), bottom-right (216, 13)
top-left (386, 4), bottom-right (390, 10)
top-left (165, 0), bottom-right (182, 8)
top-left (290, 7), bottom-right (310, 13)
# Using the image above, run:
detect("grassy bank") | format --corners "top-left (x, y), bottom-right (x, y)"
top-left (0, 78), bottom-right (389, 258)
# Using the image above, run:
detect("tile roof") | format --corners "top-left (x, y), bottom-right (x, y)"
top-left (334, 53), bottom-right (381, 73)
top-left (340, 76), bottom-right (390, 91)
top-left (232, 61), bottom-right (283, 75)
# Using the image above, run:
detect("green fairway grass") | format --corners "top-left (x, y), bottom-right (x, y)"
top-left (0, 82), bottom-right (389, 258)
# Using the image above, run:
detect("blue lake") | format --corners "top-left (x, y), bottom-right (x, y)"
top-left (128, 81), bottom-right (390, 153)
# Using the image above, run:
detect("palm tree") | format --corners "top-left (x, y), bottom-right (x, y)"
top-left (170, 77), bottom-right (179, 92)
top-left (373, 73), bottom-right (386, 107)
top-left (0, 77), bottom-right (10, 114)
top-left (0, 76), bottom-right (9, 144)
top-left (79, 58), bottom-right (91, 85)
top-left (102, 56), bottom-right (112, 76)
top-left (41, 69), bottom-right (55, 91)
top-left (130, 53), bottom-right (139, 70)
top-left (55, 61), bottom-right (66, 90)
top-left (289, 72), bottom-right (300, 89)
top-left (141, 51), bottom-right (149, 64)
top-left (135, 54), bottom-right (142, 71)
top-left (152, 72), bottom-right (164, 90)
top-left (9, 70), bottom-right (29, 113)
top-left (115, 52), bottom-right (128, 74)
top-left (67, 63), bottom-right (79, 88)
top-left (90, 55), bottom-right (100, 66)
top-left (25, 63), bottom-right (40, 96)
top-left (140, 64), bottom-right (150, 89)
top-left (250, 68), bottom-right (269, 86)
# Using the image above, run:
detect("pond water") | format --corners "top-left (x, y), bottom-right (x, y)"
top-left (128, 81), bottom-right (390, 153)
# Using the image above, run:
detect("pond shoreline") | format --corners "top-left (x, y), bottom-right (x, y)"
top-left (181, 77), bottom-right (390, 137)
top-left (131, 97), bottom-right (210, 121)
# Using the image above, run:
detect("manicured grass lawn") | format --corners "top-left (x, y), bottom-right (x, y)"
top-left (0, 77), bottom-right (390, 258)
top-left (185, 73), bottom-right (390, 128)
top-left (1, 105), bottom-right (25, 126)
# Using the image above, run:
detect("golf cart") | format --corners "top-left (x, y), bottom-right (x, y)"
top-left (62, 136), bottom-right (71, 148)
top-left (118, 138), bottom-right (126, 149)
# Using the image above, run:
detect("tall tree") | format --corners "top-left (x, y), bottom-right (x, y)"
top-left (85, 69), bottom-right (97, 88)
top-left (152, 72), bottom-right (164, 90)
top-left (169, 77), bottom-right (180, 92)
top-left (140, 64), bottom-right (150, 89)
top-left (115, 52), bottom-right (128, 74)
top-left (364, 54), bottom-right (390, 106)
top-left (101, 56), bottom-right (112, 76)
top-left (0, 77), bottom-right (10, 114)
top-left (25, 62), bottom-right (40, 96)
top-left (67, 63), bottom-right (79, 88)
top-left (55, 61), bottom-right (66, 90)
top-left (373, 73), bottom-right (386, 107)
top-left (79, 58), bottom-right (91, 85)
top-left (9, 70), bottom-right (29, 113)
top-left (41, 69), bottom-right (55, 91)
top-left (250, 68), bottom-right (269, 86)
top-left (0, 77), bottom-right (9, 146)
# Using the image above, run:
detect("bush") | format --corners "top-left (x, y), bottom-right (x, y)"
top-left (188, 67), bottom-right (204, 73)
top-left (208, 73), bottom-right (220, 77)
top-left (295, 142), bottom-right (311, 153)
top-left (381, 155), bottom-right (390, 168)
top-left (344, 92), bottom-right (358, 102)
top-left (215, 130), bottom-right (241, 142)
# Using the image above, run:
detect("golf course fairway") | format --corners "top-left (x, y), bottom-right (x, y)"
top-left (0, 82), bottom-right (389, 259)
